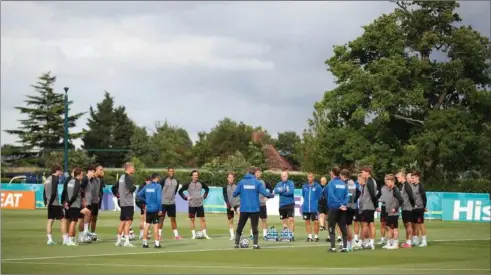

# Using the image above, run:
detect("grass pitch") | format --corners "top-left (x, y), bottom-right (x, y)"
top-left (1, 210), bottom-right (490, 274)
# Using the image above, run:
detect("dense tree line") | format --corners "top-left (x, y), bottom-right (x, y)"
top-left (300, 1), bottom-right (491, 189)
top-left (2, 1), bottom-right (490, 193)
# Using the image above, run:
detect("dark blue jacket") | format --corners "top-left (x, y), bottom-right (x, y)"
top-left (274, 180), bottom-right (295, 208)
top-left (301, 182), bottom-right (322, 213)
top-left (137, 181), bottom-right (162, 213)
top-left (233, 173), bottom-right (273, 213)
top-left (326, 177), bottom-right (349, 209)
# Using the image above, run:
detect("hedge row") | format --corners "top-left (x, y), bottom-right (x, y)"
top-left (2, 169), bottom-right (490, 194)
top-left (103, 169), bottom-right (311, 188)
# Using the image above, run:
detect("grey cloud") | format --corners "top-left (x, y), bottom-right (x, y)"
top-left (1, 1), bottom-right (489, 148)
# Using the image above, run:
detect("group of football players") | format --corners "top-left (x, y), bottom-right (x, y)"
top-left (43, 163), bottom-right (427, 252)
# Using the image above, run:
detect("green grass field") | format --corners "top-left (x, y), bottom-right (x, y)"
top-left (1, 210), bottom-right (490, 274)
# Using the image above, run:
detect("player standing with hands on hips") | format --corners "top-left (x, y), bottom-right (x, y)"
top-left (325, 167), bottom-right (349, 252)
top-left (233, 167), bottom-right (274, 249)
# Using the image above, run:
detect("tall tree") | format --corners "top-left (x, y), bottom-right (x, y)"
top-left (5, 72), bottom-right (84, 151)
top-left (274, 131), bottom-right (301, 168)
top-left (192, 118), bottom-right (273, 167)
top-left (82, 91), bottom-right (115, 165)
top-left (302, 1), bottom-right (491, 187)
top-left (129, 126), bottom-right (153, 166)
top-left (149, 121), bottom-right (193, 167)
top-left (82, 92), bottom-right (134, 167)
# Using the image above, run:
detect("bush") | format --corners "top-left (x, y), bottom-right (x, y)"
top-left (101, 169), bottom-right (311, 188)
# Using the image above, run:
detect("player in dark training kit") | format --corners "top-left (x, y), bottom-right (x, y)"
top-left (159, 167), bottom-right (182, 240)
top-left (136, 177), bottom-right (151, 239)
top-left (318, 177), bottom-right (329, 232)
top-left (233, 167), bottom-right (274, 249)
top-left (44, 165), bottom-right (66, 245)
top-left (88, 164), bottom-right (105, 241)
top-left (115, 162), bottom-right (137, 247)
top-left (179, 170), bottom-right (211, 239)
top-left (64, 168), bottom-right (85, 246)
top-left (223, 172), bottom-right (240, 240)
top-left (340, 169), bottom-right (360, 251)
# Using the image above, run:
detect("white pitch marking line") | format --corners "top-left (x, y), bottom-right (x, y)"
top-left (2, 261), bottom-right (490, 272)
top-left (1, 238), bottom-right (489, 262)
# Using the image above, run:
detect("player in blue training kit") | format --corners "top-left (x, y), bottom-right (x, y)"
top-left (325, 167), bottom-right (349, 253)
top-left (137, 173), bottom-right (163, 248)
top-left (233, 167), bottom-right (274, 249)
top-left (274, 171), bottom-right (296, 239)
top-left (301, 173), bottom-right (323, 242)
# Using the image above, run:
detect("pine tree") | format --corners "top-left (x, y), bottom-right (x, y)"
top-left (82, 92), bottom-right (135, 167)
top-left (5, 72), bottom-right (84, 151)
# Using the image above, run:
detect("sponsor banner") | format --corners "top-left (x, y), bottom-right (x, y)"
top-left (0, 190), bottom-right (36, 209)
top-left (0, 183), bottom-right (488, 222)
top-left (442, 193), bottom-right (490, 222)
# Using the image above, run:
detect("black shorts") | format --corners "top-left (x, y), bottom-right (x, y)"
top-left (387, 215), bottom-right (399, 229)
top-left (47, 205), bottom-right (64, 220)
top-left (302, 212), bottom-right (318, 221)
top-left (227, 205), bottom-right (239, 220)
top-left (353, 211), bottom-right (363, 223)
top-left (318, 202), bottom-right (328, 215)
top-left (412, 209), bottom-right (425, 224)
top-left (120, 206), bottom-right (134, 221)
top-left (66, 207), bottom-right (81, 222)
top-left (90, 203), bottom-right (99, 217)
top-left (189, 206), bottom-right (205, 218)
top-left (162, 204), bottom-right (177, 218)
top-left (136, 202), bottom-right (146, 215)
top-left (380, 206), bottom-right (388, 223)
top-left (146, 212), bottom-right (160, 224)
top-left (362, 210), bottom-right (375, 224)
top-left (279, 204), bottom-right (295, 220)
top-left (346, 208), bottom-right (355, 225)
top-left (259, 205), bottom-right (267, 219)
top-left (402, 210), bottom-right (412, 224)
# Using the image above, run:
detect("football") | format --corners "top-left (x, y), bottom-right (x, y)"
top-left (196, 231), bottom-right (204, 239)
top-left (240, 238), bottom-right (249, 248)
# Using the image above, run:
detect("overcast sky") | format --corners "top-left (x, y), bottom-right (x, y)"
top-left (1, 1), bottom-right (489, 148)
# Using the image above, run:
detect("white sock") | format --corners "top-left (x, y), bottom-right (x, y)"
top-left (395, 239), bottom-right (399, 246)
top-left (314, 234), bottom-right (318, 239)
top-left (158, 229), bottom-right (162, 236)
top-left (173, 229), bottom-right (179, 237)
top-left (422, 235), bottom-right (427, 242)
top-left (347, 242), bottom-right (352, 250)
top-left (354, 234), bottom-right (359, 241)
top-left (63, 234), bottom-right (69, 242)
top-left (143, 239), bottom-right (148, 245)
top-left (124, 235), bottom-right (130, 243)
top-left (83, 223), bottom-right (89, 233)
top-left (155, 240), bottom-right (160, 246)
top-left (250, 229), bottom-right (253, 236)
top-left (229, 228), bottom-right (234, 237)
top-left (381, 237), bottom-right (386, 241)
top-left (202, 229), bottom-right (207, 236)
top-left (263, 229), bottom-right (268, 237)
top-left (406, 239), bottom-right (411, 245)
top-left (191, 230), bottom-right (196, 237)
top-left (139, 231), bottom-right (144, 237)
top-left (370, 239), bottom-right (374, 245)
top-left (47, 234), bottom-right (53, 241)
top-left (308, 234), bottom-right (312, 239)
